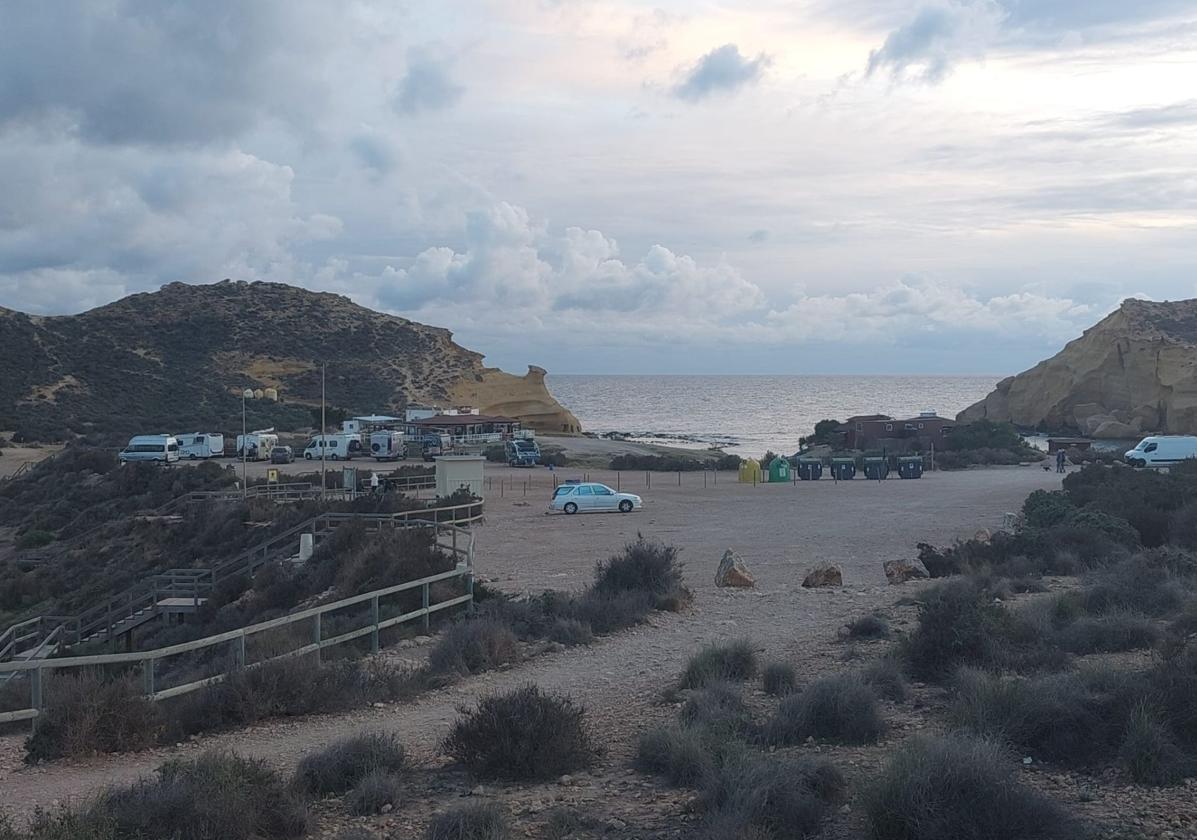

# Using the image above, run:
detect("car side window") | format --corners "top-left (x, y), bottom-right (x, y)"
top-left (554, 486), bottom-right (574, 497)
top-left (596, 487), bottom-right (613, 495)
top-left (577, 486), bottom-right (594, 496)
top-left (1145, 443), bottom-right (1158, 452)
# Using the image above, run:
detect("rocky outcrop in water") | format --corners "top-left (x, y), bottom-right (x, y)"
top-left (958, 298), bottom-right (1197, 437)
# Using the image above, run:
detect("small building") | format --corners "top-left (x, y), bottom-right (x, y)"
top-left (841, 411), bottom-right (955, 453)
top-left (407, 413), bottom-right (521, 445)
top-left (404, 405), bottom-right (440, 422)
top-left (1047, 437), bottom-right (1092, 454)
top-left (436, 455), bottom-right (485, 498)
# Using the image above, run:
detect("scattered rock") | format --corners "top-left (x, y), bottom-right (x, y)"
top-left (973, 528), bottom-right (992, 544)
top-left (715, 549), bottom-right (755, 588)
top-left (883, 559), bottom-right (928, 585)
top-left (470, 785), bottom-right (486, 797)
top-left (802, 565), bottom-right (843, 588)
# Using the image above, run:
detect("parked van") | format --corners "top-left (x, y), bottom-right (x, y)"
top-left (1125, 436), bottom-right (1197, 467)
top-left (303, 433), bottom-right (363, 461)
top-left (177, 432), bottom-right (225, 460)
top-left (369, 430), bottom-right (406, 461)
top-left (235, 431), bottom-right (278, 461)
top-left (119, 435), bottom-right (180, 464)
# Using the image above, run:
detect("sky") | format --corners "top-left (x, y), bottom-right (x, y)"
top-left (0, 1), bottom-right (1195, 375)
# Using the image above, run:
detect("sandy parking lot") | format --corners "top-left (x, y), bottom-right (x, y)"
top-left (474, 463), bottom-right (1062, 591)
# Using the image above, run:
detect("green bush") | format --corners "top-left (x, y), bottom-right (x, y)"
top-left (679, 641), bottom-right (759, 690)
top-left (426, 803), bottom-right (509, 840)
top-left (442, 685), bottom-right (599, 781)
top-left (636, 725), bottom-right (720, 787)
top-left (345, 770), bottom-right (402, 815)
top-left (761, 662), bottom-right (797, 696)
top-left (1022, 490), bottom-right (1075, 529)
top-left (701, 754), bottom-right (845, 840)
top-left (427, 618), bottom-right (521, 676)
top-left (14, 529), bottom-right (54, 550)
top-left (293, 731), bottom-right (406, 796)
top-left (767, 674), bottom-right (885, 745)
top-left (25, 671), bottom-right (161, 762)
top-left (865, 735), bottom-right (1077, 840)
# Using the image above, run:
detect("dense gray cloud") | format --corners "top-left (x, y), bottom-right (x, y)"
top-left (395, 46), bottom-right (465, 115)
top-left (0, 0), bottom-right (337, 146)
top-left (673, 44), bottom-right (771, 101)
top-left (866, 2), bottom-right (1003, 82)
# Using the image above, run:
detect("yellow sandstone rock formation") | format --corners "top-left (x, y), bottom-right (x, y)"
top-left (449, 365), bottom-right (581, 433)
top-left (958, 298), bottom-right (1197, 437)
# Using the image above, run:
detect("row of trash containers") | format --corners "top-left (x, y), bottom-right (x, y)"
top-left (796, 456), bottom-right (924, 481)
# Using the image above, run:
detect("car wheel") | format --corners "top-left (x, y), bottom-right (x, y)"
top-left (304, 453), bottom-right (313, 460)
top-left (188, 454), bottom-right (198, 460)
top-left (564, 502), bottom-right (578, 515)
top-left (618, 500), bottom-right (633, 513)
top-left (330, 454), bottom-right (340, 461)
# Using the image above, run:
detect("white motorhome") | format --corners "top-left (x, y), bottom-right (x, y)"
top-left (1125, 436), bottom-right (1197, 468)
top-left (303, 433), bottom-right (363, 461)
top-left (119, 435), bottom-right (180, 464)
top-left (177, 432), bottom-right (225, 459)
top-left (236, 430), bottom-right (278, 461)
top-left (369, 430), bottom-right (406, 461)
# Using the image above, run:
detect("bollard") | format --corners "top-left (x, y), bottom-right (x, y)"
top-left (704, 471), bottom-right (707, 489)
top-left (647, 471), bottom-right (651, 489)
top-left (616, 472), bottom-right (620, 491)
top-left (677, 471), bottom-right (681, 486)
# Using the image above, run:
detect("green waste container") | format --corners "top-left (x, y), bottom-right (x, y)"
top-left (831, 458), bottom-right (856, 480)
top-left (863, 457), bottom-right (889, 480)
top-left (797, 459), bottom-right (823, 480)
top-left (768, 457), bottom-right (792, 482)
top-left (898, 456), bottom-right (924, 479)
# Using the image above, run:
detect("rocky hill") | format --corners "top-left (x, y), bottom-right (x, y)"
top-left (0, 281), bottom-right (580, 441)
top-left (958, 298), bottom-right (1197, 437)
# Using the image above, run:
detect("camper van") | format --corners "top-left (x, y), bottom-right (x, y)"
top-left (177, 432), bottom-right (225, 459)
top-left (119, 435), bottom-right (180, 464)
top-left (369, 430), bottom-right (406, 461)
top-left (1124, 436), bottom-right (1197, 468)
top-left (303, 433), bottom-right (363, 461)
top-left (506, 438), bottom-right (540, 467)
top-left (235, 431), bottom-right (278, 461)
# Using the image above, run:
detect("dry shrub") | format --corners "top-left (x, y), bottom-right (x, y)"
top-left (679, 641), bottom-right (759, 690)
top-left (701, 754), bottom-right (845, 840)
top-left (293, 731), bottom-right (406, 796)
top-left (442, 685), bottom-right (599, 781)
top-left (767, 674), bottom-right (885, 745)
top-left (761, 662), bottom-right (796, 696)
top-left (426, 803), bottom-right (509, 840)
top-left (24, 671), bottom-right (161, 762)
top-left (345, 770), bottom-right (402, 815)
top-left (427, 618), bottom-right (520, 676)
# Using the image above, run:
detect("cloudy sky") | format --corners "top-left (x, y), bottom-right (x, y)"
top-left (1, 1), bottom-right (1195, 374)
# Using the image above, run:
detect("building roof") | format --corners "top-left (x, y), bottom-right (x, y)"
top-left (353, 414), bottom-right (401, 423)
top-left (411, 414), bottom-right (517, 427)
top-left (846, 414), bottom-right (892, 423)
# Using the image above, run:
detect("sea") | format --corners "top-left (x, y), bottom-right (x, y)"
top-left (544, 374), bottom-right (1005, 457)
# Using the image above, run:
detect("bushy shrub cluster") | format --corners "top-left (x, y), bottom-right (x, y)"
top-left (678, 641), bottom-right (758, 690)
top-left (442, 684), bottom-right (600, 781)
top-left (608, 453), bottom-right (739, 472)
top-left (6, 751), bottom-right (308, 840)
top-left (767, 674), bottom-right (886, 745)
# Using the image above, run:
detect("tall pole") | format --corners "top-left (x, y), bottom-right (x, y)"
top-left (241, 390), bottom-right (248, 499)
top-left (321, 363), bottom-right (327, 499)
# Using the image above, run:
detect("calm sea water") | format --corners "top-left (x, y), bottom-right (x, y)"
top-left (545, 374), bottom-right (1004, 456)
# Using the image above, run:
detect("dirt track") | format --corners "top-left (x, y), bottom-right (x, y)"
top-left (0, 465), bottom-right (1063, 819)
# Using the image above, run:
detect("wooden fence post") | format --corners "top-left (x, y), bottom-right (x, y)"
top-left (370, 595), bottom-right (380, 653)
top-left (312, 613), bottom-right (322, 663)
top-left (143, 659), bottom-right (155, 696)
top-left (421, 584), bottom-right (430, 633)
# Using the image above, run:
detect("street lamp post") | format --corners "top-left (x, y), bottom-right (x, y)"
top-left (241, 388), bottom-right (254, 499)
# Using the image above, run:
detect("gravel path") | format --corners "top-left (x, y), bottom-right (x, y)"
top-left (0, 465), bottom-right (1063, 817)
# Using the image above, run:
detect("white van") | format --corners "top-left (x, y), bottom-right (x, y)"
top-left (119, 435), bottom-right (180, 464)
top-left (303, 433), bottom-right (363, 461)
top-left (236, 431), bottom-right (278, 461)
top-left (1125, 435), bottom-right (1197, 467)
top-left (177, 432), bottom-right (224, 459)
top-left (369, 430), bottom-right (406, 461)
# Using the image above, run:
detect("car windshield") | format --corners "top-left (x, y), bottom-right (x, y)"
top-left (1135, 440), bottom-right (1149, 450)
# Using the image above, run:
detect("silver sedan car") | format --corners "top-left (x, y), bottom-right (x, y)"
top-left (549, 482), bottom-right (642, 514)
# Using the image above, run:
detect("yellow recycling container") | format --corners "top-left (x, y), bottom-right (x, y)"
top-left (738, 458), bottom-right (762, 483)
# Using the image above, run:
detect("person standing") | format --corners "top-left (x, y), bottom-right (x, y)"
top-left (369, 471), bottom-right (381, 495)
top-left (1056, 449), bottom-right (1067, 473)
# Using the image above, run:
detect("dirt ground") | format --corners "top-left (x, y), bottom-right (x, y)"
top-left (0, 444), bottom-right (63, 480)
top-left (0, 464), bottom-right (1072, 823)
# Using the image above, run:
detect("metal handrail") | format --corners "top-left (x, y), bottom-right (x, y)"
top-left (0, 500), bottom-right (483, 660)
top-left (0, 542), bottom-right (475, 724)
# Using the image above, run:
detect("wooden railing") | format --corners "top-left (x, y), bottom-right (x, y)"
top-left (0, 500), bottom-right (484, 663)
top-left (0, 532), bottom-right (475, 724)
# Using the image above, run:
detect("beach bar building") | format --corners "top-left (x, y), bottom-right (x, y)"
top-left (407, 412), bottom-right (521, 445)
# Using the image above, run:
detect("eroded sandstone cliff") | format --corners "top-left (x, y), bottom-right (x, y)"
top-left (958, 299), bottom-right (1197, 437)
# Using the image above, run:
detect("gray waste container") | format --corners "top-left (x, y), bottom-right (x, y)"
top-left (797, 459), bottom-right (823, 480)
top-left (831, 458), bottom-right (856, 480)
top-left (863, 457), bottom-right (889, 480)
top-left (898, 456), bottom-right (924, 479)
